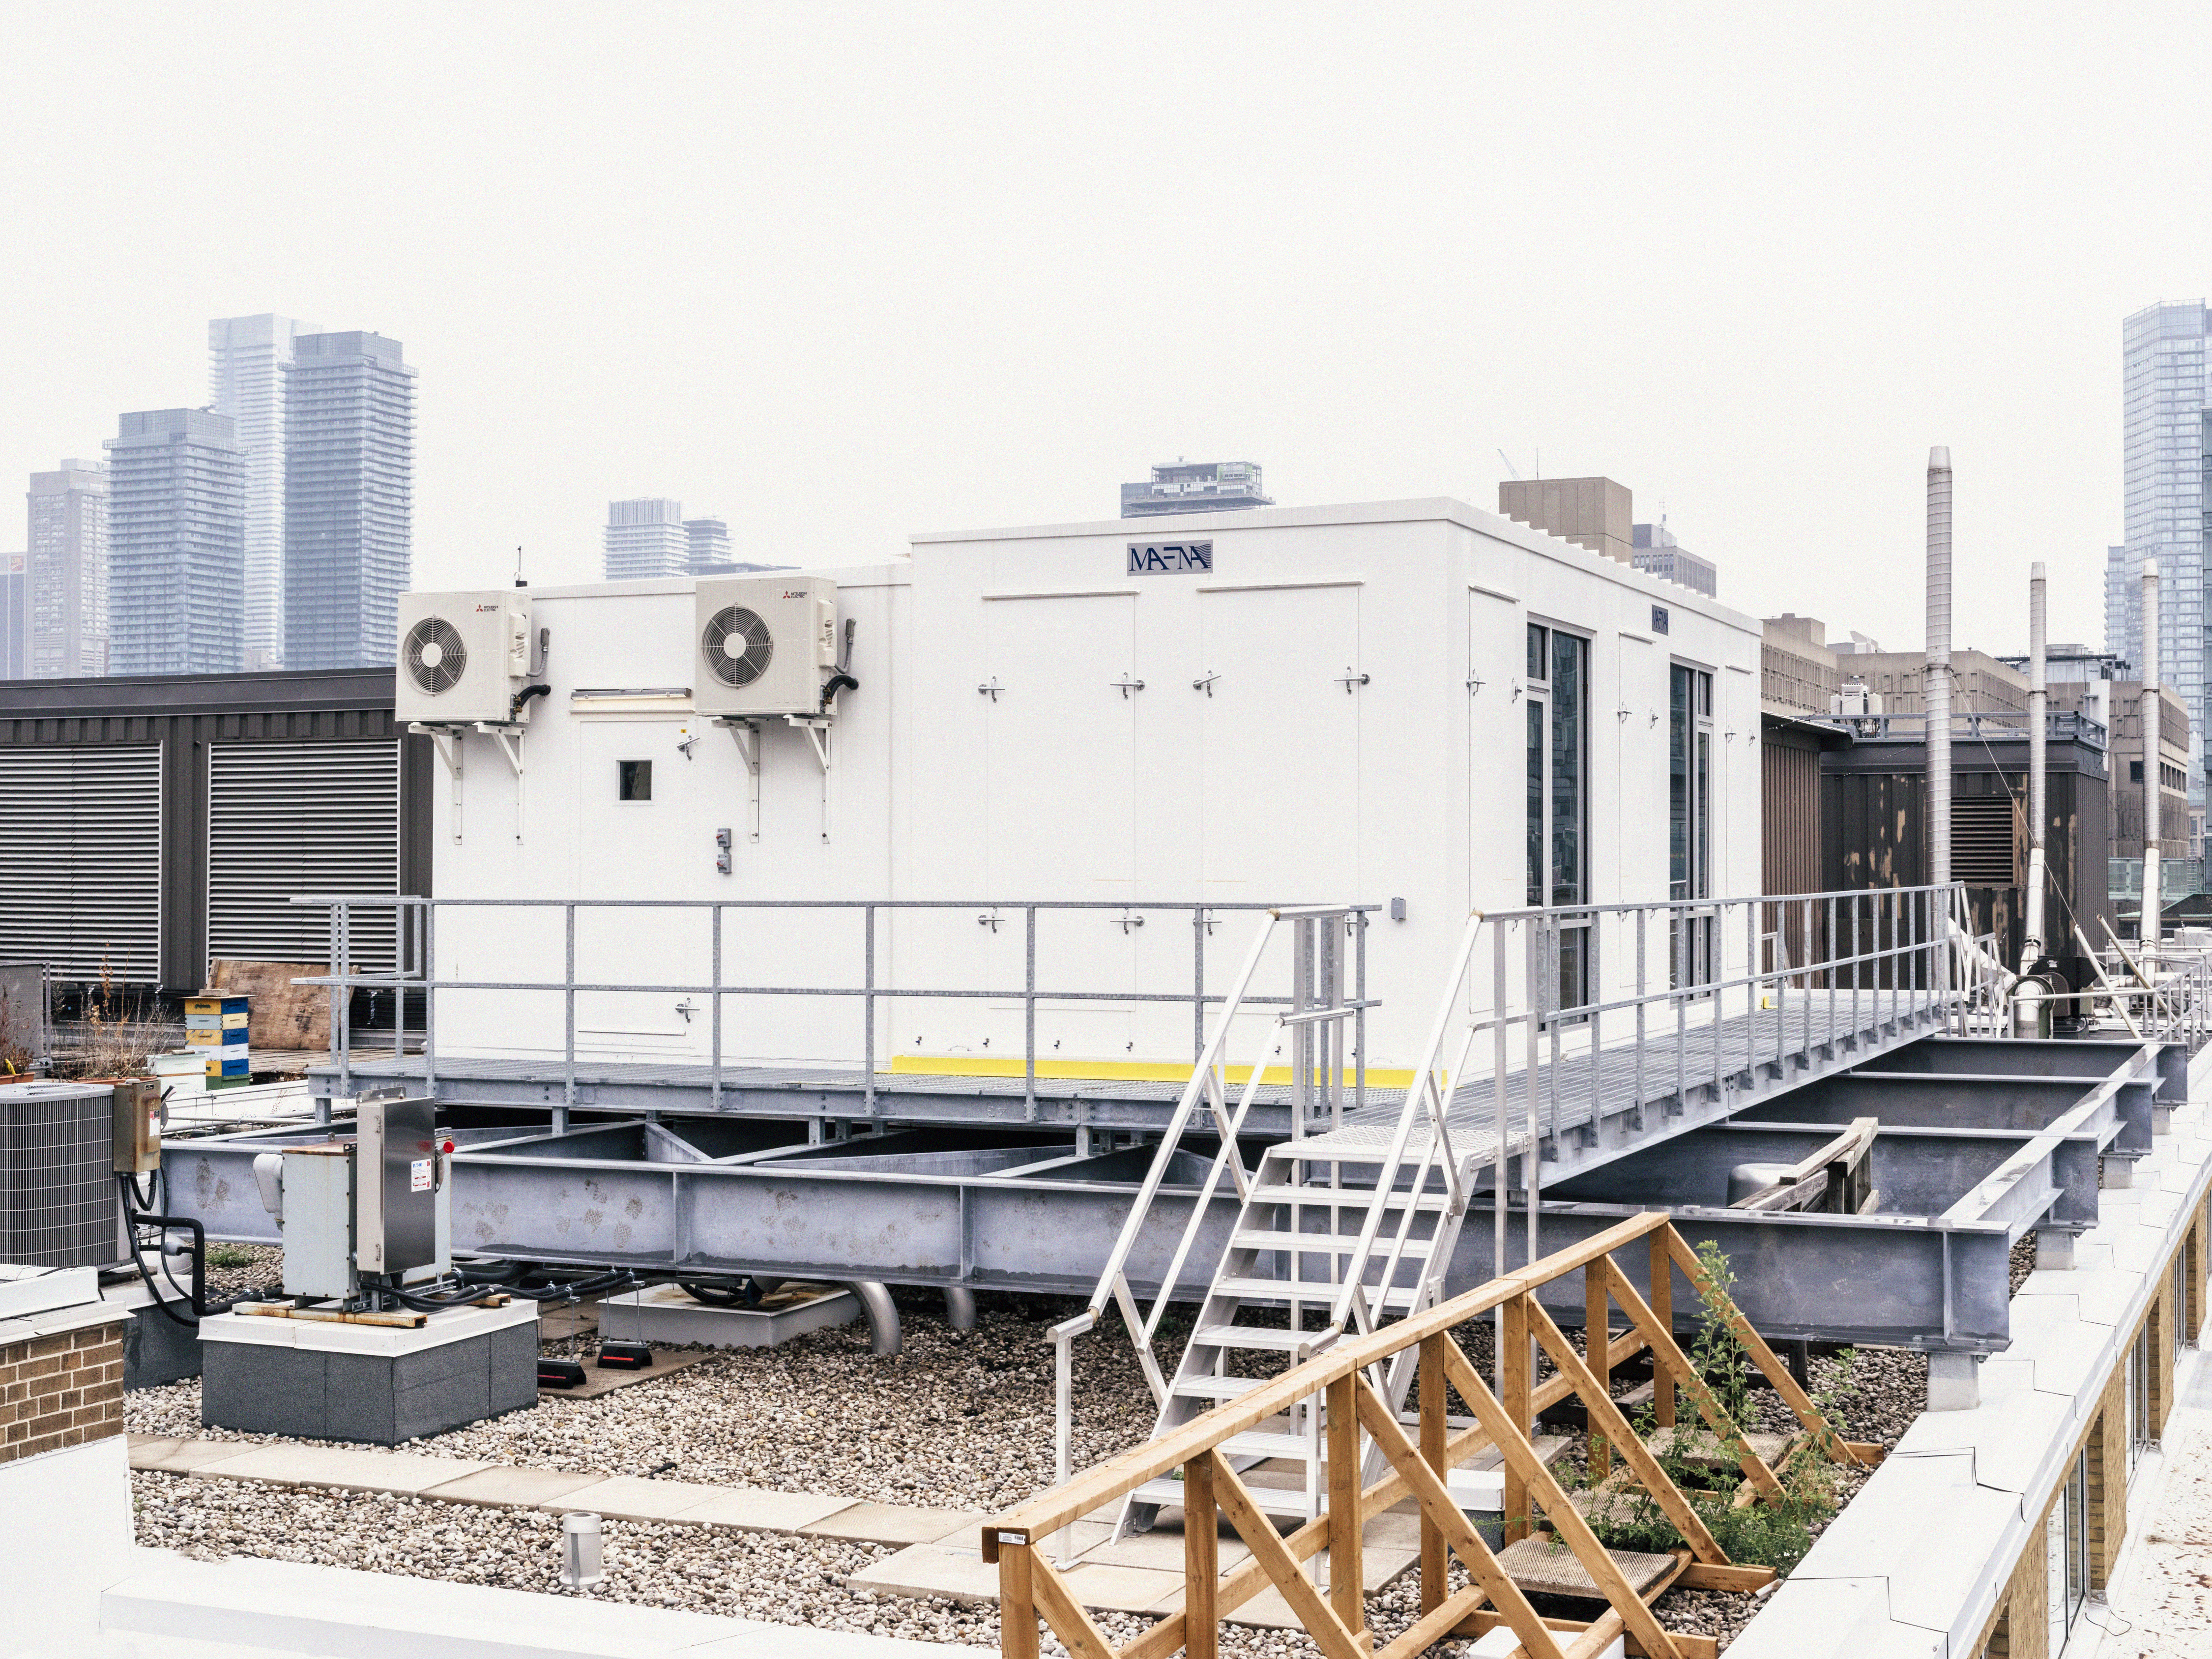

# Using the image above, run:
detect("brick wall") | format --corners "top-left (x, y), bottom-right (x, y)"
top-left (2153, 1263), bottom-right (2175, 1439)
top-left (0, 1317), bottom-right (124, 1465)
top-left (1978, 1484), bottom-right (2055, 1659)
top-left (2089, 1361), bottom-right (2125, 1589)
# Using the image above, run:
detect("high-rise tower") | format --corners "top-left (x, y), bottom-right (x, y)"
top-left (104, 411), bottom-right (244, 677)
top-left (209, 315), bottom-right (316, 669)
top-left (25, 460), bottom-right (109, 678)
top-left (604, 498), bottom-right (690, 579)
top-left (2110, 303), bottom-right (2209, 811)
top-left (283, 331), bottom-right (414, 669)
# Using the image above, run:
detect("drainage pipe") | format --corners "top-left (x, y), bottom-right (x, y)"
top-left (2143, 559), bottom-right (2162, 957)
top-left (844, 1280), bottom-right (902, 1356)
top-left (1927, 448), bottom-right (1953, 894)
top-left (942, 1285), bottom-right (977, 1330)
top-left (2021, 561), bottom-right (2048, 972)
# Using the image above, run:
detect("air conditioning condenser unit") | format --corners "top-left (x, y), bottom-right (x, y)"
top-left (694, 576), bottom-right (839, 719)
top-left (396, 590), bottom-right (537, 725)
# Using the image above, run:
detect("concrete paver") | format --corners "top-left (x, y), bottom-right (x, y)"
top-left (187, 1443), bottom-right (494, 1497)
top-left (800, 1502), bottom-right (989, 1546)
top-left (847, 1544), bottom-right (1005, 1607)
top-left (129, 1436), bottom-right (262, 1475)
top-left (1060, 1562), bottom-right (1185, 1615)
top-left (420, 1465), bottom-right (611, 1509)
top-left (537, 1475), bottom-right (730, 1522)
top-left (676, 1488), bottom-right (861, 1534)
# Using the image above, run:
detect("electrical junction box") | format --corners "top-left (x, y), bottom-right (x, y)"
top-left (396, 589), bottom-right (536, 725)
top-left (110, 1077), bottom-right (162, 1176)
top-left (355, 1096), bottom-right (448, 1285)
top-left (277, 1144), bottom-right (355, 1299)
top-left (694, 576), bottom-right (838, 719)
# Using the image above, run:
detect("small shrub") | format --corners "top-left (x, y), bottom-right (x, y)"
top-left (206, 1245), bottom-right (258, 1270)
top-left (1579, 1239), bottom-right (1856, 1577)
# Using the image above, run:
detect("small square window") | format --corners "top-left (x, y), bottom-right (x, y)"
top-left (618, 759), bottom-right (653, 801)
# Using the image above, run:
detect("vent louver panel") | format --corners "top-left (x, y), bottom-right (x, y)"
top-left (0, 746), bottom-right (162, 983)
top-left (1950, 794), bottom-right (2020, 888)
top-left (208, 741), bottom-right (400, 972)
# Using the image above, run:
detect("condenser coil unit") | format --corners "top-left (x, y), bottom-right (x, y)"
top-left (0, 1080), bottom-right (119, 1269)
top-left (395, 590), bottom-right (537, 726)
top-left (694, 576), bottom-right (839, 718)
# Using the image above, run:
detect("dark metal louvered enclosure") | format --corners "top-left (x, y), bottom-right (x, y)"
top-left (0, 669), bottom-right (428, 992)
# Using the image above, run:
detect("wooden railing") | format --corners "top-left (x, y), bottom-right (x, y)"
top-left (981, 1212), bottom-right (1870, 1659)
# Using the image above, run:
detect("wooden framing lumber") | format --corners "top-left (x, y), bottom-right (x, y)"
top-left (1349, 1368), bottom-right (1569, 1659)
top-left (1407, 1356), bottom-right (1684, 1659)
top-left (1516, 1292), bottom-right (1727, 1564)
top-left (1212, 1459), bottom-right (1369, 1659)
top-left (1183, 1453), bottom-right (1218, 1659)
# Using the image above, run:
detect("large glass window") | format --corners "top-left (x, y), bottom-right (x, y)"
top-left (1525, 623), bottom-right (1590, 1013)
top-left (1670, 663), bottom-right (1716, 988)
top-left (2128, 1324), bottom-right (2153, 1472)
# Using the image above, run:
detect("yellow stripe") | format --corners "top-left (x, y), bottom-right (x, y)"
top-left (888, 1055), bottom-right (1421, 1088)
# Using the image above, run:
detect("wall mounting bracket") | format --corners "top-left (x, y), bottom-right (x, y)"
top-left (717, 717), bottom-right (763, 843)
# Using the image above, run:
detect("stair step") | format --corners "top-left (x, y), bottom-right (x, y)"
top-left (1133, 1475), bottom-right (1314, 1517)
top-left (1232, 1231), bottom-right (1434, 1257)
top-left (1249, 1185), bottom-right (1452, 1211)
top-left (1171, 1375), bottom-right (1270, 1399)
top-left (1218, 1430), bottom-right (1316, 1460)
top-left (1190, 1324), bottom-right (1320, 1352)
top-left (1213, 1277), bottom-right (1421, 1309)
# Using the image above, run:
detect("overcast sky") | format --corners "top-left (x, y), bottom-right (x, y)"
top-left (3, 3), bottom-right (2206, 657)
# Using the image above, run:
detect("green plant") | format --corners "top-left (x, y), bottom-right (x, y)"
top-left (1577, 1240), bottom-right (1857, 1577)
top-left (205, 1245), bottom-right (258, 1270)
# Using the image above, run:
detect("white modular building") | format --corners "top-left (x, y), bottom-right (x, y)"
top-left (403, 498), bottom-right (1765, 1080)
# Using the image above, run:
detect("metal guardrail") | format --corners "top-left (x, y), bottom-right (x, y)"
top-left (287, 895), bottom-right (1373, 1125)
top-left (1807, 709), bottom-right (2109, 748)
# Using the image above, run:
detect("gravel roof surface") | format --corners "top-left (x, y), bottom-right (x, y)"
top-left (126, 1253), bottom-right (1943, 1654)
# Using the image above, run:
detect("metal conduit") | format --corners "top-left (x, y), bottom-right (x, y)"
top-left (1926, 447), bottom-right (1952, 891)
top-left (2143, 558), bottom-right (2162, 953)
top-left (2022, 561), bottom-right (2048, 972)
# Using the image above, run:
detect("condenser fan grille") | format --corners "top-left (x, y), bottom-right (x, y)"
top-left (703, 606), bottom-right (774, 687)
top-left (404, 617), bottom-right (468, 695)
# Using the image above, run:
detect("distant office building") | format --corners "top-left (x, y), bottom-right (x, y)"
top-left (2104, 304), bottom-right (2209, 808)
top-left (605, 498), bottom-right (691, 580)
top-left (0, 553), bottom-right (26, 678)
top-left (1498, 477), bottom-right (1634, 564)
top-left (1630, 522), bottom-right (1717, 597)
top-left (1120, 461), bottom-right (1272, 517)
top-left (26, 460), bottom-right (109, 679)
top-left (105, 410), bottom-right (245, 677)
top-left (685, 516), bottom-right (731, 572)
top-left (284, 331), bottom-right (414, 670)
top-left (208, 315), bottom-right (316, 669)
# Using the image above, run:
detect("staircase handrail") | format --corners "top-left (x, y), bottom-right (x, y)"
top-left (1323, 909), bottom-right (1485, 1338)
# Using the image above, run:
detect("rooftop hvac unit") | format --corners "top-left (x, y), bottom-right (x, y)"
top-left (694, 576), bottom-right (840, 718)
top-left (395, 590), bottom-right (540, 726)
top-left (0, 1080), bottom-right (118, 1269)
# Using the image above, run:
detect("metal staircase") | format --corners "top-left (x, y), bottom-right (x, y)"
top-left (1108, 911), bottom-right (1496, 1536)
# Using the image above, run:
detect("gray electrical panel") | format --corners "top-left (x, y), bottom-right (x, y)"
top-left (357, 1096), bottom-right (441, 1280)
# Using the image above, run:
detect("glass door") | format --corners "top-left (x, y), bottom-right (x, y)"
top-left (1670, 664), bottom-right (1716, 990)
top-left (1527, 624), bottom-right (1590, 1018)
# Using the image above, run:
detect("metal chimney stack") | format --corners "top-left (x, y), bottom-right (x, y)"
top-left (1926, 449), bottom-right (1952, 897)
top-left (2021, 562), bottom-right (2047, 972)
top-left (2143, 558), bottom-right (2161, 954)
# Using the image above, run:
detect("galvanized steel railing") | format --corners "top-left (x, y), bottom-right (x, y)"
top-left (286, 895), bottom-right (1372, 1126)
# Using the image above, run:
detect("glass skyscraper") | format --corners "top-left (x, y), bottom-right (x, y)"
top-left (104, 410), bottom-right (245, 677)
top-left (283, 331), bottom-right (414, 670)
top-left (209, 315), bottom-right (316, 669)
top-left (2110, 302), bottom-right (2209, 813)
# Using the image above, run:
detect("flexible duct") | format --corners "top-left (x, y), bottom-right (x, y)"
top-left (2144, 559), bottom-right (2162, 954)
top-left (2022, 562), bottom-right (2048, 971)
